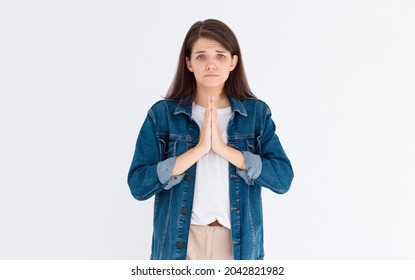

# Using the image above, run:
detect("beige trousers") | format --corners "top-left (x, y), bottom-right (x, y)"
top-left (186, 224), bottom-right (234, 260)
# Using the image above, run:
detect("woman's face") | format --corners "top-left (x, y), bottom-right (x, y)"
top-left (186, 38), bottom-right (238, 93)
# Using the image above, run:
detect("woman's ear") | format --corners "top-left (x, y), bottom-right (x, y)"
top-left (230, 55), bottom-right (238, 71)
top-left (186, 57), bottom-right (193, 72)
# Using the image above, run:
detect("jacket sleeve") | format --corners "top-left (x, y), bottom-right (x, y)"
top-left (237, 107), bottom-right (294, 194)
top-left (127, 110), bottom-right (184, 201)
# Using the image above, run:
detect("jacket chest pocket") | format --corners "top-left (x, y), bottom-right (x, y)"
top-left (158, 137), bottom-right (178, 159)
top-left (158, 135), bottom-right (194, 160)
top-left (231, 134), bottom-right (262, 155)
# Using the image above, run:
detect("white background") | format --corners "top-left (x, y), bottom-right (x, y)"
top-left (1, 0), bottom-right (414, 259)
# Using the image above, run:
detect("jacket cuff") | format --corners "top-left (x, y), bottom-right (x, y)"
top-left (236, 151), bottom-right (262, 186)
top-left (156, 157), bottom-right (184, 190)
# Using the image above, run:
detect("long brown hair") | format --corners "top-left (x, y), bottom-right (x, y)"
top-left (165, 19), bottom-right (255, 101)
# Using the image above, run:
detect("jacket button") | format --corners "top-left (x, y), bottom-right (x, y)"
top-left (176, 241), bottom-right (184, 248)
top-left (184, 175), bottom-right (191, 182)
top-left (181, 207), bottom-right (188, 214)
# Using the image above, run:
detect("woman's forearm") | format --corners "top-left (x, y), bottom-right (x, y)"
top-left (171, 145), bottom-right (206, 176)
top-left (216, 144), bottom-right (246, 170)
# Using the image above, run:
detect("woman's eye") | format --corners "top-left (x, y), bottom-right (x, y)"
top-left (196, 55), bottom-right (205, 59)
top-left (217, 54), bottom-right (225, 59)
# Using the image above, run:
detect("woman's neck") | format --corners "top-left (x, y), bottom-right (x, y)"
top-left (194, 89), bottom-right (230, 109)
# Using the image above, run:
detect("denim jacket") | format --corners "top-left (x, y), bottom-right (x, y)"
top-left (127, 96), bottom-right (294, 260)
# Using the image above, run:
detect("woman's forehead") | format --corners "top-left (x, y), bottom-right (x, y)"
top-left (192, 38), bottom-right (228, 53)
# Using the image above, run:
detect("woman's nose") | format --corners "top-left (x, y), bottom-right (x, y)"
top-left (206, 58), bottom-right (216, 71)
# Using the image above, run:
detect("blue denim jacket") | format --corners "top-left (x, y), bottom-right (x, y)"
top-left (127, 96), bottom-right (293, 260)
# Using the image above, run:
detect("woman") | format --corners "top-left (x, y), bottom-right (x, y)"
top-left (128, 19), bottom-right (294, 260)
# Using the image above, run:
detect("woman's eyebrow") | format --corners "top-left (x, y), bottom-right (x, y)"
top-left (193, 50), bottom-right (227, 54)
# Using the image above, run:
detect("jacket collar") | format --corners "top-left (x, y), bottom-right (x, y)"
top-left (174, 96), bottom-right (247, 118)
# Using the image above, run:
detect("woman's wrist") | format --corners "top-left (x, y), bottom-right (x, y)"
top-left (212, 141), bottom-right (227, 157)
top-left (194, 144), bottom-right (209, 158)
top-left (194, 142), bottom-right (210, 157)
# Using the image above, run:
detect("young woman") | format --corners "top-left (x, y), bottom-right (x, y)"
top-left (128, 19), bottom-right (294, 260)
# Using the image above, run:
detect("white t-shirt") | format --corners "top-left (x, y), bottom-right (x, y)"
top-left (190, 103), bottom-right (232, 229)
